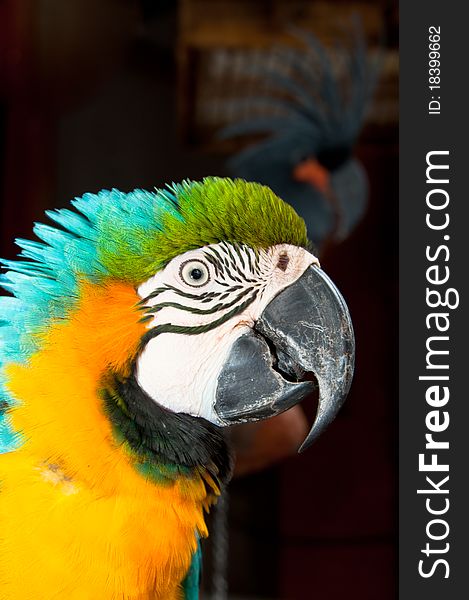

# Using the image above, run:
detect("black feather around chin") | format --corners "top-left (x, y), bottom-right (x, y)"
top-left (101, 367), bottom-right (233, 487)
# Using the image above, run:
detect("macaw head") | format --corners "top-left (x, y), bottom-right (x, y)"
top-left (0, 177), bottom-right (354, 475)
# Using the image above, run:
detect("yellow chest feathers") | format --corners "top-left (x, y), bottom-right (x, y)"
top-left (0, 450), bottom-right (210, 599)
top-left (0, 282), bottom-right (218, 599)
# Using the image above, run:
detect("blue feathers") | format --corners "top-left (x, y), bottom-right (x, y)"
top-left (182, 540), bottom-right (202, 600)
top-left (0, 184), bottom-right (192, 452)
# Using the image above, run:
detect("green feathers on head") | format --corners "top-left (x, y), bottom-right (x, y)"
top-left (98, 177), bottom-right (309, 283)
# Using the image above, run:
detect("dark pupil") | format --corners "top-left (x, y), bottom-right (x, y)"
top-left (190, 268), bottom-right (203, 280)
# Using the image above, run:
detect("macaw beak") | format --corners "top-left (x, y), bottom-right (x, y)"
top-left (214, 265), bottom-right (355, 451)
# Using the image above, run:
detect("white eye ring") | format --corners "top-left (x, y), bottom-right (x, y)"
top-left (179, 259), bottom-right (211, 287)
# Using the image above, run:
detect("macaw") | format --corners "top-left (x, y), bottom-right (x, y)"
top-left (0, 177), bottom-right (354, 599)
top-left (220, 28), bottom-right (379, 248)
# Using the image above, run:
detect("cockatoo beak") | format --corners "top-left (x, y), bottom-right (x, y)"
top-left (214, 265), bottom-right (355, 451)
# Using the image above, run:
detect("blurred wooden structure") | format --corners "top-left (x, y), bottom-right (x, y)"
top-left (177, 0), bottom-right (398, 149)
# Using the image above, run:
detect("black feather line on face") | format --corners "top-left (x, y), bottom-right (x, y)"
top-left (140, 285), bottom-right (220, 306)
top-left (101, 368), bottom-right (233, 486)
top-left (145, 286), bottom-right (255, 317)
top-left (139, 292), bottom-right (258, 347)
top-left (203, 253), bottom-right (221, 276)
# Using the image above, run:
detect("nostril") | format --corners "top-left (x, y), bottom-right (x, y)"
top-left (277, 253), bottom-right (290, 272)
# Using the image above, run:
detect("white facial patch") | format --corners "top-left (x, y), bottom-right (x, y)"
top-left (136, 242), bottom-right (319, 424)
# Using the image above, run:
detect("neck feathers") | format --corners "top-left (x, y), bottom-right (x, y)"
top-left (102, 367), bottom-right (233, 491)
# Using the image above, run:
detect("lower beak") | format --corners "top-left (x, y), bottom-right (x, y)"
top-left (214, 265), bottom-right (355, 451)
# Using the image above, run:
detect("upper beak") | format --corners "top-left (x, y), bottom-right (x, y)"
top-left (214, 265), bottom-right (355, 451)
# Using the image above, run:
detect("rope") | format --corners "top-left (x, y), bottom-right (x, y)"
top-left (211, 489), bottom-right (229, 600)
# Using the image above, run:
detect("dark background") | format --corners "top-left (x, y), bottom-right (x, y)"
top-left (0, 1), bottom-right (398, 598)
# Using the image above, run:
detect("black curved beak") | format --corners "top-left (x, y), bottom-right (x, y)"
top-left (214, 265), bottom-right (355, 451)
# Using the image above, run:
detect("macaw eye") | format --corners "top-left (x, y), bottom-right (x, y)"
top-left (179, 260), bottom-right (211, 287)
